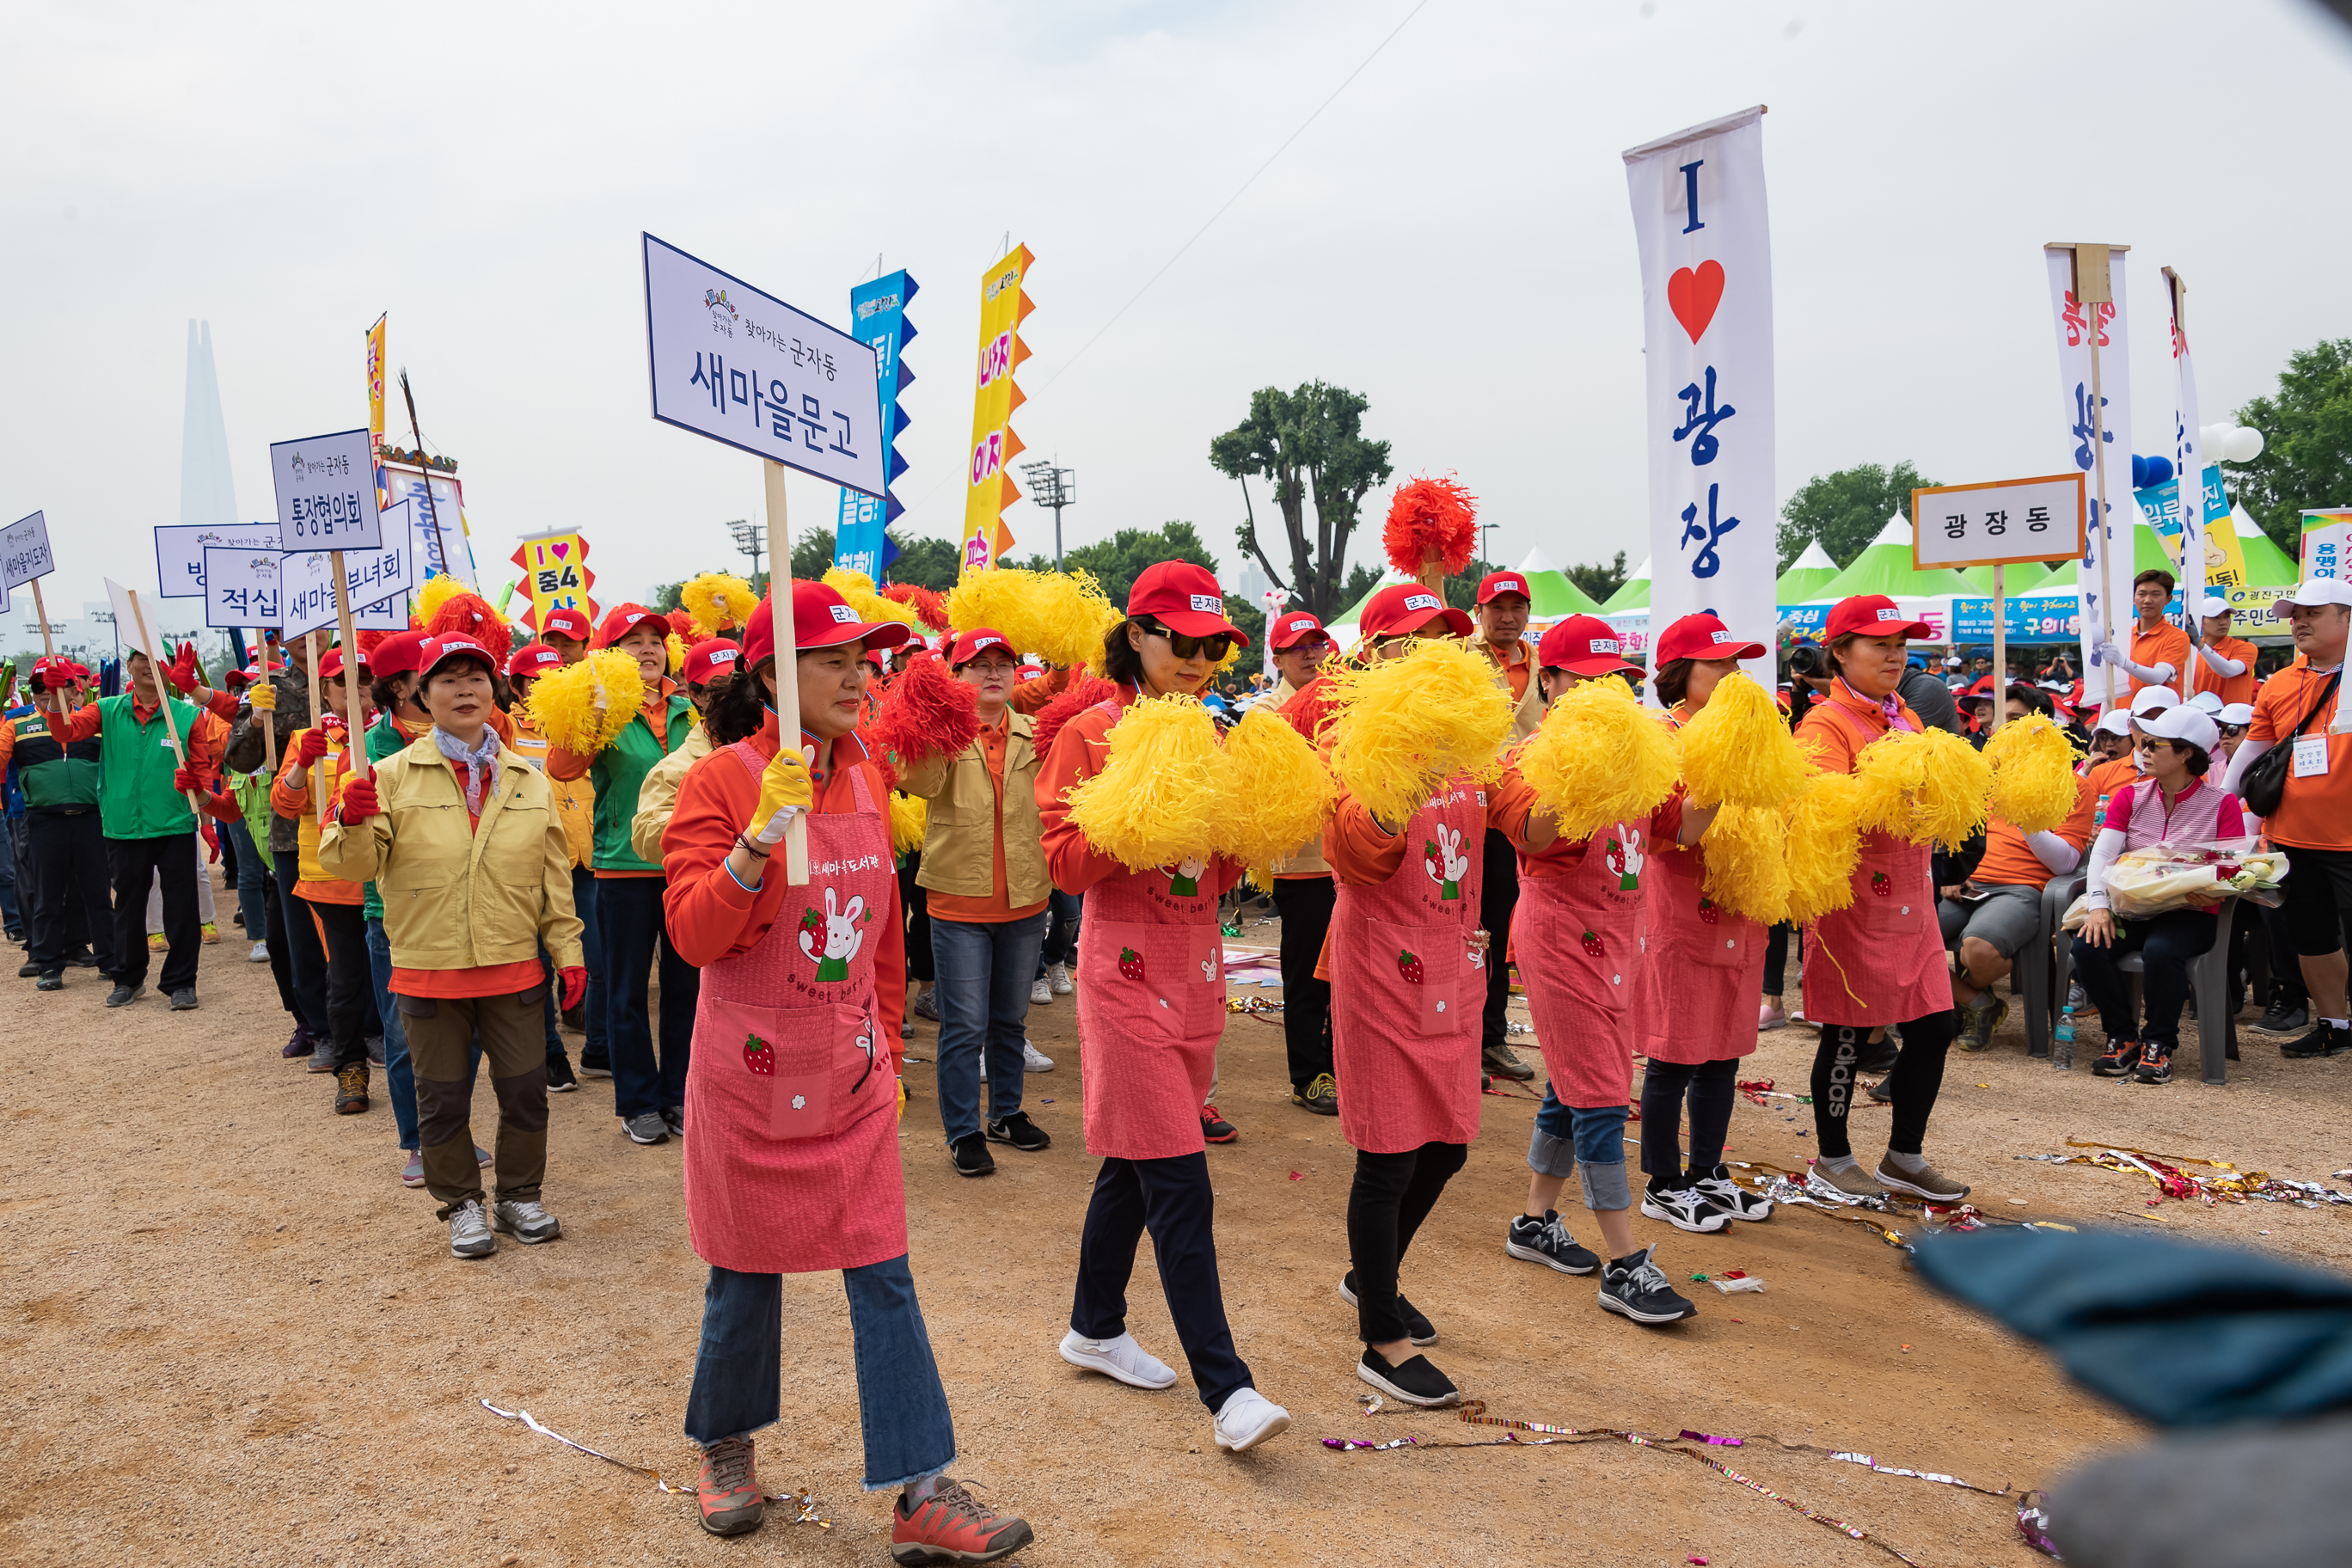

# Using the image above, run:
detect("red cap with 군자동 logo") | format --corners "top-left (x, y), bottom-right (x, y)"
top-left (1821, 594), bottom-right (1932, 643)
top-left (683, 639), bottom-right (743, 686)
top-left (540, 606), bottom-right (592, 643)
top-left (506, 642), bottom-right (564, 680)
top-left (948, 628), bottom-right (1017, 666)
top-left (741, 582), bottom-right (916, 668)
top-left (1652, 612), bottom-right (1766, 666)
top-left (1268, 611), bottom-right (1332, 651)
top-left (1358, 584), bottom-right (1473, 641)
top-left (1474, 570), bottom-right (1533, 606)
top-left (1125, 560), bottom-right (1248, 643)
top-left (1537, 615), bottom-right (1641, 677)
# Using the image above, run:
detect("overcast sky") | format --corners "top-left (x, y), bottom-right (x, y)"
top-left (6, 0), bottom-right (2348, 620)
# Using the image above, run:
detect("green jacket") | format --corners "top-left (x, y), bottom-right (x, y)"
top-left (10, 707), bottom-right (100, 812)
top-left (590, 694), bottom-right (694, 873)
top-left (96, 693), bottom-right (202, 840)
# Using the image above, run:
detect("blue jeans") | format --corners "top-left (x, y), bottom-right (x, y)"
top-left (931, 911), bottom-right (1045, 1142)
top-left (601, 875), bottom-right (695, 1119)
top-left (1528, 1084), bottom-right (1631, 1212)
top-left (683, 1259), bottom-right (957, 1491)
top-left (370, 916), bottom-right (478, 1153)
top-left (223, 818), bottom-right (267, 946)
top-left (571, 867), bottom-right (608, 1059)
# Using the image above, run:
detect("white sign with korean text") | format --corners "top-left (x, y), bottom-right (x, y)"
top-left (1910, 475), bottom-right (2086, 570)
top-left (2043, 248), bottom-right (2135, 679)
top-left (641, 233), bottom-right (886, 498)
top-left (271, 427), bottom-right (383, 552)
top-left (1625, 107), bottom-right (1776, 685)
top-left (103, 577), bottom-right (169, 661)
top-left (2, 511), bottom-right (54, 591)
top-left (380, 463), bottom-right (477, 589)
top-left (154, 523), bottom-right (285, 597)
top-left (279, 550), bottom-right (407, 640)
top-left (202, 547), bottom-right (281, 630)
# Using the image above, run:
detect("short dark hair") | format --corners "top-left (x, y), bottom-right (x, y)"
top-left (2134, 567), bottom-right (2176, 595)
top-left (1099, 617), bottom-right (1148, 689)
top-left (705, 656), bottom-right (771, 747)
top-left (2181, 740), bottom-right (2212, 777)
top-left (1651, 658), bottom-right (1694, 709)
top-left (2006, 683), bottom-right (2054, 718)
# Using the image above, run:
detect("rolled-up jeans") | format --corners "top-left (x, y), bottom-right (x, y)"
top-left (683, 1258), bottom-right (957, 1491)
top-left (223, 818), bottom-right (268, 946)
top-left (931, 910), bottom-right (1046, 1143)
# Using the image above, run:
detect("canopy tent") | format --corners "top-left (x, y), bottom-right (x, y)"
top-left (1773, 539), bottom-right (1841, 603)
top-left (2229, 504), bottom-right (2300, 586)
top-left (1323, 569), bottom-right (1409, 647)
top-left (1812, 515), bottom-right (1981, 601)
top-left (1954, 559), bottom-right (2054, 594)
top-left (1599, 556), bottom-right (1651, 613)
top-left (1504, 545), bottom-right (1606, 618)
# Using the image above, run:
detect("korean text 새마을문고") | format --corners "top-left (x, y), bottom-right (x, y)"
top-left (285, 488), bottom-right (369, 543)
top-left (1671, 366), bottom-right (1736, 466)
top-left (689, 354), bottom-right (859, 461)
top-left (1679, 483), bottom-right (1739, 579)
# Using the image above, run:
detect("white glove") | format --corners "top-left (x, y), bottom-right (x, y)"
top-left (2095, 640), bottom-right (2124, 665)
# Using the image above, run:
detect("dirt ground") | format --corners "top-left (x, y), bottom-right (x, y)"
top-left (9, 878), bottom-right (2352, 1568)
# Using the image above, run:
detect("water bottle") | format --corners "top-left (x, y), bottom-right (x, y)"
top-left (2054, 1002), bottom-right (2076, 1070)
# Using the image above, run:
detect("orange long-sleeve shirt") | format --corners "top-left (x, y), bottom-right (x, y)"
top-left (1009, 665), bottom-right (1071, 714)
top-left (1324, 776), bottom-right (1494, 885)
top-left (1033, 689), bottom-right (1246, 901)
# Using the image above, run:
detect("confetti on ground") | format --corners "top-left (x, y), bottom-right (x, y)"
top-left (1289, 1171), bottom-right (1304, 1180)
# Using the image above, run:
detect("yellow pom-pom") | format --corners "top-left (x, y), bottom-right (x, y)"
top-left (1852, 727), bottom-right (1992, 850)
top-left (1783, 769), bottom-right (1867, 925)
top-left (1064, 695), bottom-right (1232, 871)
top-left (415, 574), bottom-right (467, 628)
top-left (666, 631), bottom-right (686, 676)
top-left (1700, 804), bottom-right (1794, 926)
top-left (524, 648), bottom-right (646, 754)
top-left (890, 792), bottom-right (928, 855)
top-left (1678, 672), bottom-right (1809, 809)
top-left (822, 567), bottom-right (924, 634)
top-left (941, 567), bottom-right (1120, 672)
top-left (1514, 675), bottom-right (1682, 843)
top-left (680, 572), bottom-right (758, 638)
top-left (1323, 639), bottom-right (1516, 825)
top-left (1983, 715), bottom-right (2081, 834)
top-left (1214, 707), bottom-right (1336, 871)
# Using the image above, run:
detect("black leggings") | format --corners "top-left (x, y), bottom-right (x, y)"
top-left (1763, 923), bottom-right (1800, 995)
top-left (899, 852), bottom-right (934, 983)
top-left (1345, 1140), bottom-right (1468, 1344)
top-left (1810, 1010), bottom-right (1955, 1158)
top-left (309, 897), bottom-right (374, 1069)
top-left (1638, 1057), bottom-right (1739, 1191)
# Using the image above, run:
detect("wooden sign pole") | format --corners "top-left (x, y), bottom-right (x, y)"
top-left (123, 587), bottom-right (203, 814)
top-left (763, 459), bottom-right (811, 886)
top-left (29, 579), bottom-right (60, 714)
top-left (305, 632), bottom-right (323, 829)
top-left (328, 552), bottom-right (370, 783)
top-left (255, 631), bottom-right (277, 774)
top-left (1989, 563), bottom-right (2007, 736)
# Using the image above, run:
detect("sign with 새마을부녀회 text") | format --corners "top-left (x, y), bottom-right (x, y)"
top-left (2, 511), bottom-right (56, 591)
top-left (640, 233), bottom-right (885, 499)
top-left (1910, 475), bottom-right (2086, 571)
top-left (279, 548), bottom-right (408, 640)
top-left (202, 548), bottom-right (281, 630)
top-left (154, 523), bottom-right (285, 597)
top-left (271, 427), bottom-right (384, 552)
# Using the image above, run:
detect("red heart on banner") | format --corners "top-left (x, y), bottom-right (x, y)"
top-left (1667, 260), bottom-right (1725, 343)
top-left (550, 541), bottom-right (570, 559)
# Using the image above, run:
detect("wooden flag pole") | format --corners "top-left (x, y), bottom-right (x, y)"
top-left (1990, 563), bottom-right (2007, 736)
top-left (763, 459), bottom-right (810, 886)
top-left (29, 579), bottom-right (61, 715)
top-left (305, 632), bottom-right (323, 830)
top-left (123, 587), bottom-right (204, 815)
top-left (328, 551), bottom-right (371, 783)
top-left (256, 631), bottom-right (277, 774)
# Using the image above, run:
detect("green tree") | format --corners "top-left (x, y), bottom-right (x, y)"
top-left (1565, 550), bottom-right (1629, 605)
top-left (651, 580), bottom-right (683, 613)
top-left (1209, 381), bottom-right (1394, 620)
top-left (2236, 338), bottom-right (2352, 559)
top-left (1011, 521), bottom-right (1222, 608)
top-left (1442, 560), bottom-right (1498, 613)
top-left (790, 527), bottom-right (836, 580)
top-left (1778, 462), bottom-right (1938, 570)
top-left (882, 531), bottom-right (960, 591)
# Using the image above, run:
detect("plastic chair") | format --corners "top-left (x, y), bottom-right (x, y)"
top-left (2059, 894), bottom-right (2240, 1086)
top-left (1945, 879), bottom-right (2066, 1058)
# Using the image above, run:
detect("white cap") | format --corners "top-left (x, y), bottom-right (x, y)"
top-left (2141, 705), bottom-right (2220, 754)
top-left (2128, 685), bottom-right (2181, 716)
top-left (2187, 690), bottom-right (2225, 714)
top-left (2093, 710), bottom-right (2135, 738)
top-left (2284, 578), bottom-right (2352, 609)
top-left (2197, 594), bottom-right (2231, 618)
top-left (1943, 655), bottom-right (1962, 666)
top-left (2219, 701), bottom-right (2256, 726)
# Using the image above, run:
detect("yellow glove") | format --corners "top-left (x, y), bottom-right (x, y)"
top-left (896, 1074), bottom-right (907, 1123)
top-left (747, 744), bottom-right (814, 846)
top-left (249, 682), bottom-right (276, 713)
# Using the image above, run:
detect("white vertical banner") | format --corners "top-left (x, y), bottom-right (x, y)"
top-left (1624, 106), bottom-right (1776, 685)
top-left (2165, 269), bottom-right (2204, 626)
top-left (2043, 249), bottom-right (2133, 680)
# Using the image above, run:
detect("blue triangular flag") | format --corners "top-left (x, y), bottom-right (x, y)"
top-left (897, 360), bottom-right (916, 393)
top-left (892, 405), bottom-right (911, 438)
top-left (885, 494), bottom-right (904, 525)
top-left (888, 448), bottom-right (910, 484)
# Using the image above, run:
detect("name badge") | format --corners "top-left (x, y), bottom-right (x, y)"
top-left (161, 736), bottom-right (177, 749)
top-left (2293, 732), bottom-right (2330, 778)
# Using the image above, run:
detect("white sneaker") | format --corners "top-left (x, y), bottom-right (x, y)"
top-left (1023, 1038), bottom-right (1056, 1073)
top-left (1059, 1329), bottom-right (1177, 1389)
top-left (493, 1197), bottom-right (562, 1244)
top-left (448, 1198), bottom-right (496, 1259)
top-left (248, 941), bottom-right (271, 964)
top-left (1048, 963), bottom-right (1073, 996)
top-left (1212, 1387), bottom-right (1292, 1452)
top-left (1030, 977), bottom-right (1054, 1005)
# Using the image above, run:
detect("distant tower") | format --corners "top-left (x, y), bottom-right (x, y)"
top-left (180, 321), bottom-right (237, 529)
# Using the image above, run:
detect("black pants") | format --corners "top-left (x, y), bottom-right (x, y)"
top-left (900, 852), bottom-right (934, 983)
top-left (1638, 1057), bottom-right (1739, 1191)
top-left (2073, 909), bottom-right (2217, 1050)
top-left (1271, 875), bottom-right (1335, 1090)
top-left (309, 897), bottom-right (373, 1068)
top-left (1479, 829), bottom-right (1518, 1051)
top-left (1037, 888), bottom-right (1081, 973)
top-left (275, 850), bottom-right (330, 1037)
top-left (1811, 1010), bottom-right (1955, 1158)
top-left (1762, 922), bottom-right (1800, 995)
top-left (260, 868), bottom-right (300, 1018)
top-left (1344, 1139), bottom-right (1468, 1344)
top-left (1071, 1153), bottom-right (1252, 1412)
top-left (106, 832), bottom-right (199, 993)
top-left (27, 809), bottom-right (112, 975)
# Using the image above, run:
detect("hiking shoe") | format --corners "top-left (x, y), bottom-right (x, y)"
top-left (546, 1055), bottom-right (578, 1093)
top-left (1048, 962), bottom-right (1073, 995)
top-left (1809, 1162), bottom-right (1886, 1198)
top-left (1505, 1210), bottom-right (1600, 1275)
top-left (578, 1046), bottom-right (612, 1078)
top-left (1876, 1157), bottom-right (1969, 1203)
top-left (2255, 1001), bottom-right (2309, 1035)
top-left (1641, 1184), bottom-right (1733, 1234)
top-left (493, 1198), bottom-right (561, 1244)
top-left (1957, 991), bottom-right (2007, 1051)
top-left (1357, 1347), bottom-right (1460, 1408)
top-left (1211, 1387), bottom-right (1292, 1453)
top-left (1757, 1002), bottom-right (1789, 1032)
top-left (363, 1034), bottom-right (383, 1064)
top-left (248, 940), bottom-right (270, 963)
top-left (1022, 1038), bottom-right (1055, 1073)
top-left (282, 1026), bottom-right (315, 1060)
top-left (2134, 1044), bottom-right (2175, 1085)
top-left (2282, 1020), bottom-right (2352, 1059)
top-left (695, 1433), bottom-right (763, 1537)
top-left (984, 1112), bottom-right (1050, 1151)
top-left (15, 960), bottom-right (38, 978)
top-left (1482, 1043), bottom-right (1536, 1081)
top-left (1057, 1328), bottom-right (1177, 1389)
top-left (334, 1062), bottom-right (370, 1114)
top-left (1290, 1071), bottom-right (1338, 1116)
top-left (1200, 1104), bottom-right (1238, 1143)
top-left (950, 1131), bottom-right (995, 1177)
top-left (306, 1038), bottom-right (339, 1072)
top-left (2092, 1039), bottom-right (2143, 1077)
top-left (147, 932), bottom-right (167, 952)
top-left (104, 983), bottom-right (146, 1008)
top-left (1857, 1038), bottom-right (1902, 1075)
top-left (1866, 1073), bottom-right (1895, 1103)
top-left (200, 922), bottom-right (219, 946)
top-left (624, 1111), bottom-right (670, 1145)
top-left (448, 1198), bottom-right (496, 1259)
top-left (1598, 1245), bottom-right (1697, 1324)
top-left (1337, 1271), bottom-right (1435, 1344)
top-left (36, 972), bottom-right (62, 991)
top-left (168, 988), bottom-right (199, 1011)
top-left (400, 1152), bottom-right (426, 1188)
top-left (1030, 977), bottom-right (1053, 1005)
top-left (663, 1105), bottom-right (686, 1139)
top-left (1693, 1171), bottom-right (1774, 1222)
top-left (910, 988), bottom-right (940, 1022)
top-left (891, 1478), bottom-right (1033, 1565)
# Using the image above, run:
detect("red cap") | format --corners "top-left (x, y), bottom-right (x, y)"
top-left (1358, 584), bottom-right (1472, 641)
top-left (418, 635), bottom-right (498, 683)
top-left (1537, 615), bottom-right (1641, 677)
top-left (741, 582), bottom-right (916, 668)
top-left (683, 638), bottom-right (744, 686)
top-left (32, 655), bottom-right (84, 685)
top-left (948, 628), bottom-right (1017, 665)
top-left (506, 642), bottom-right (565, 680)
top-left (1822, 594), bottom-right (1932, 642)
top-left (316, 646), bottom-right (369, 683)
top-left (541, 606), bottom-right (592, 643)
top-left (1267, 611), bottom-right (1332, 652)
top-left (596, 603), bottom-right (665, 649)
top-left (1125, 560), bottom-right (1248, 642)
top-left (1653, 612), bottom-right (1767, 666)
top-left (222, 665), bottom-right (252, 689)
top-left (366, 629), bottom-right (431, 681)
top-left (1474, 570), bottom-right (1533, 606)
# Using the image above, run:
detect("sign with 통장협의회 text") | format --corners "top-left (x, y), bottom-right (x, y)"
top-left (1910, 475), bottom-right (2087, 571)
top-left (271, 427), bottom-right (384, 553)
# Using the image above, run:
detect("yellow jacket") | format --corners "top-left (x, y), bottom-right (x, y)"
top-left (899, 712), bottom-right (1052, 907)
top-left (317, 734), bottom-right (585, 972)
top-left (1265, 674), bottom-right (1331, 878)
top-left (506, 712), bottom-right (596, 870)
top-left (630, 721), bottom-right (716, 865)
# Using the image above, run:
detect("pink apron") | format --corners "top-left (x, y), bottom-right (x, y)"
top-left (1513, 815), bottom-right (1656, 1109)
top-left (683, 746), bottom-right (905, 1275)
top-left (1799, 707), bottom-right (1951, 1028)
top-left (1638, 831), bottom-right (1764, 1066)
top-left (1331, 778), bottom-right (1485, 1154)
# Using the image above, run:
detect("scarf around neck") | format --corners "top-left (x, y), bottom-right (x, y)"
top-left (433, 727), bottom-right (501, 816)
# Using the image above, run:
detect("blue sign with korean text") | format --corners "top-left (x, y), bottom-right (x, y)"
top-left (833, 271), bottom-right (918, 580)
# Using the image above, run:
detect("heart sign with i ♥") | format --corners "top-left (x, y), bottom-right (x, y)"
top-left (551, 541), bottom-right (569, 559)
top-left (1668, 260), bottom-right (1725, 343)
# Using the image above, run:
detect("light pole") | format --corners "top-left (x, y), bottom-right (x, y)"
top-left (727, 518), bottom-right (766, 591)
top-left (1020, 460), bottom-right (1075, 572)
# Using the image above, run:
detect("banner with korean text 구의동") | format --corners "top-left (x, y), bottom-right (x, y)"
top-left (511, 530), bottom-right (597, 632)
top-left (2042, 246), bottom-right (2135, 686)
top-left (1624, 107), bottom-right (1776, 688)
top-left (202, 547), bottom-right (280, 631)
top-left (835, 270), bottom-right (918, 582)
top-left (960, 244), bottom-right (1032, 576)
top-left (273, 427), bottom-right (385, 554)
top-left (153, 523), bottom-right (284, 598)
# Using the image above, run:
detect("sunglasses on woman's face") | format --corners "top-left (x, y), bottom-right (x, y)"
top-left (2134, 737), bottom-right (2176, 753)
top-left (2220, 723), bottom-right (2247, 736)
top-left (1150, 627), bottom-right (1232, 663)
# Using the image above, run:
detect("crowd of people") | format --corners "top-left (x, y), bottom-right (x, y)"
top-left (9, 554), bottom-right (2351, 1564)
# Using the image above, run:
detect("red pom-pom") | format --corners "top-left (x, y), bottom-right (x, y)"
top-left (1030, 672), bottom-right (1121, 762)
top-left (425, 591), bottom-right (513, 670)
top-left (665, 607), bottom-right (696, 639)
top-left (868, 649), bottom-right (980, 769)
top-left (881, 582), bottom-right (950, 633)
top-left (1382, 475), bottom-right (1480, 579)
top-left (355, 628), bottom-right (395, 664)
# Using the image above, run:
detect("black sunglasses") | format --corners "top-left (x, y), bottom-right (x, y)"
top-left (1143, 622), bottom-right (1232, 663)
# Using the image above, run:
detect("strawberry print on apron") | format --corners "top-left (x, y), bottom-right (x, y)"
top-left (1514, 812), bottom-right (1660, 1110)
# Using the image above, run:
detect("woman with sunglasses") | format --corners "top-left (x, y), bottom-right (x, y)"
top-left (2077, 707), bottom-right (2245, 1083)
top-left (1035, 560), bottom-right (1293, 1455)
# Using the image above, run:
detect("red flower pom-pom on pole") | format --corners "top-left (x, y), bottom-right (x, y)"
top-left (869, 647), bottom-right (982, 771)
top-left (880, 582), bottom-right (951, 633)
top-left (1382, 475), bottom-right (1480, 596)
